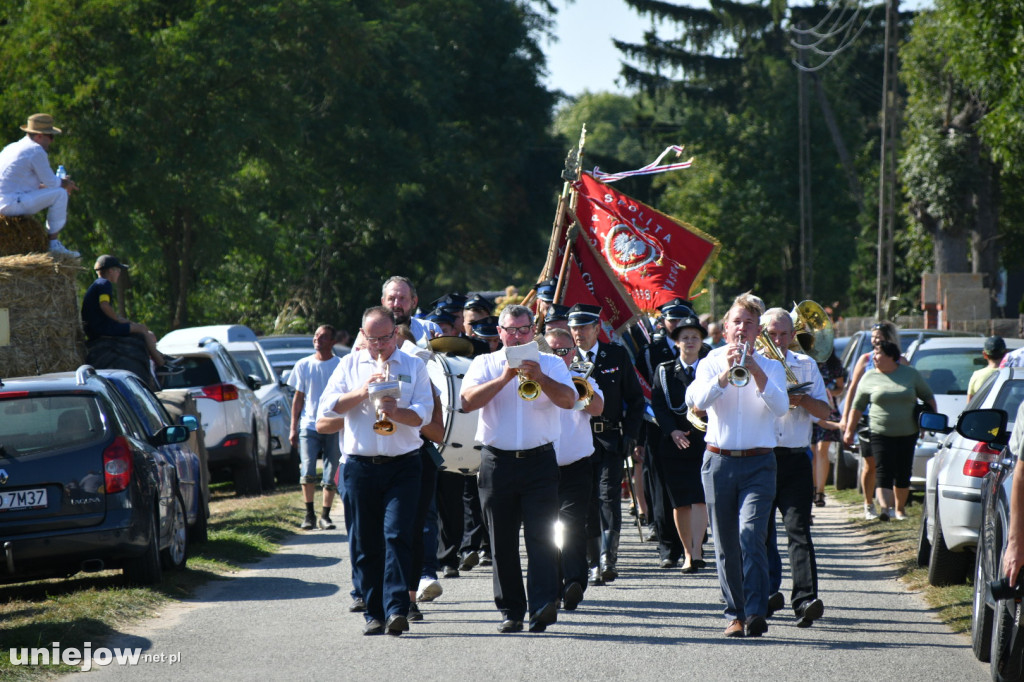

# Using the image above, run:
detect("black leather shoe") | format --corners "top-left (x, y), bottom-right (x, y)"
top-left (529, 602), bottom-right (558, 633)
top-left (408, 602), bottom-right (423, 622)
top-left (349, 597), bottom-right (366, 613)
top-left (766, 591), bottom-right (785, 618)
top-left (588, 566), bottom-right (604, 586)
top-left (459, 551), bottom-right (479, 571)
top-left (385, 614), bottom-right (409, 636)
top-left (795, 598), bottom-right (824, 628)
top-left (600, 558), bottom-right (618, 582)
top-left (498, 619), bottom-right (523, 633)
top-left (563, 581), bottom-right (584, 611)
top-left (442, 565), bottom-right (460, 578)
top-left (478, 551), bottom-right (493, 566)
top-left (745, 615), bottom-right (768, 637)
top-left (363, 619), bottom-right (384, 635)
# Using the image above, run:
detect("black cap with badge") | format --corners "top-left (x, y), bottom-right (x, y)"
top-left (535, 278), bottom-right (558, 303)
top-left (659, 297), bottom-right (695, 321)
top-left (470, 316), bottom-right (500, 339)
top-left (545, 303), bottom-right (571, 323)
top-left (463, 294), bottom-right (494, 315)
top-left (567, 303), bottom-right (602, 327)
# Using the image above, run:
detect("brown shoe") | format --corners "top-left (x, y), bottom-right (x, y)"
top-left (724, 619), bottom-right (745, 637)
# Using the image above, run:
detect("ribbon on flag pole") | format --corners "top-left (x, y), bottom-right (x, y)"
top-left (591, 145), bottom-right (694, 183)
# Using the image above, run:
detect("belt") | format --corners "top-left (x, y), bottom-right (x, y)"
top-left (775, 446), bottom-right (810, 455)
top-left (591, 420), bottom-right (621, 434)
top-left (707, 445), bottom-right (772, 458)
top-left (484, 443), bottom-right (555, 459)
top-left (349, 450), bottom-right (419, 464)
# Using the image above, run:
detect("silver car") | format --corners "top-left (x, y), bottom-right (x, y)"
top-left (919, 366), bottom-right (1024, 586)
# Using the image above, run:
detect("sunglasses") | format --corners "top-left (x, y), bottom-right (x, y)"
top-left (551, 347), bottom-right (574, 357)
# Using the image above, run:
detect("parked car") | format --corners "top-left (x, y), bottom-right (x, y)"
top-left (258, 335), bottom-right (349, 384)
top-left (156, 334), bottom-right (272, 495)
top-left (918, 367), bottom-right (1024, 587)
top-left (0, 365), bottom-right (192, 586)
top-left (961, 406), bottom-right (1024, 677)
top-left (101, 369), bottom-right (207, 543)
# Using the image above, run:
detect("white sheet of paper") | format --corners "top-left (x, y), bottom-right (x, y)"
top-left (504, 340), bottom-right (539, 369)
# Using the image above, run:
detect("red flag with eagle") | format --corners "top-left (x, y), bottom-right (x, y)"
top-left (572, 173), bottom-right (720, 312)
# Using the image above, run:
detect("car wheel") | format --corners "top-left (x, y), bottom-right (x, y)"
top-left (833, 446), bottom-right (857, 490)
top-left (232, 433), bottom-right (262, 497)
top-left (123, 512), bottom-right (163, 586)
top-left (259, 427), bottom-right (276, 492)
top-left (990, 597), bottom-right (1024, 681)
top-left (972, 544), bottom-right (994, 662)
top-left (928, 501), bottom-right (971, 586)
top-left (277, 446), bottom-right (301, 485)
top-left (160, 492), bottom-right (188, 570)
top-left (190, 498), bottom-right (209, 545)
top-left (916, 508), bottom-right (931, 568)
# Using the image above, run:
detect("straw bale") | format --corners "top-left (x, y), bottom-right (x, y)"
top-left (0, 252), bottom-right (86, 377)
top-left (0, 215), bottom-right (48, 257)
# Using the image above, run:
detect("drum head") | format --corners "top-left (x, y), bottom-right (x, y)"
top-left (426, 353), bottom-right (481, 474)
top-left (429, 336), bottom-right (475, 357)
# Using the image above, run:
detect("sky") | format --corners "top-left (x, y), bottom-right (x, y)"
top-left (542, 0), bottom-right (932, 97)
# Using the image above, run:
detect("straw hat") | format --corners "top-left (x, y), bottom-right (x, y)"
top-left (20, 113), bottom-right (62, 135)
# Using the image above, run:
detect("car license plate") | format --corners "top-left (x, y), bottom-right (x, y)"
top-left (0, 488), bottom-right (48, 511)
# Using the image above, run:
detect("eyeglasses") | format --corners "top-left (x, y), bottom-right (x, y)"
top-left (362, 329), bottom-right (396, 344)
top-left (500, 325), bottom-right (533, 336)
top-left (551, 347), bottom-right (574, 357)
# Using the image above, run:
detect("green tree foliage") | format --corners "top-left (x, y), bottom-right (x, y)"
top-left (0, 0), bottom-right (557, 334)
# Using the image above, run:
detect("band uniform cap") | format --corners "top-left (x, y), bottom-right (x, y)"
top-left (20, 113), bottom-right (62, 135)
top-left (659, 297), bottom-right (696, 320)
top-left (567, 303), bottom-right (602, 327)
top-left (669, 315), bottom-right (707, 341)
top-left (425, 308), bottom-right (455, 326)
top-left (535, 278), bottom-right (558, 303)
top-left (984, 335), bottom-right (1007, 355)
top-left (470, 316), bottom-right (500, 338)
top-left (94, 254), bottom-right (129, 271)
top-left (463, 294), bottom-right (494, 314)
top-left (429, 293), bottom-right (467, 314)
top-left (544, 303), bottom-right (571, 323)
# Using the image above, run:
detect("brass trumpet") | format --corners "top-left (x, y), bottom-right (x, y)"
top-left (568, 358), bottom-right (596, 411)
top-left (370, 352), bottom-right (397, 435)
top-left (517, 369), bottom-right (541, 401)
top-left (727, 334), bottom-right (750, 387)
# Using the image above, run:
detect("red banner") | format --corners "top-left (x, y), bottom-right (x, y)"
top-left (563, 234), bottom-right (639, 337)
top-left (573, 173), bottom-right (720, 312)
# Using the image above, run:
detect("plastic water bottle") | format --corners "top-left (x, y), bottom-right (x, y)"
top-left (56, 165), bottom-right (67, 180)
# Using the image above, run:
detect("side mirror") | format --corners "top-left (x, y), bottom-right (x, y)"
top-left (180, 414), bottom-right (199, 432)
top-left (156, 424), bottom-right (190, 445)
top-left (246, 375), bottom-right (262, 392)
top-left (955, 408), bottom-right (1009, 446)
top-left (919, 411), bottom-right (950, 434)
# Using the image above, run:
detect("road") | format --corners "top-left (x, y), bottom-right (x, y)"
top-left (80, 499), bottom-right (986, 681)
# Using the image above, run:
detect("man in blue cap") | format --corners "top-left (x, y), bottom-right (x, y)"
top-left (568, 303), bottom-right (645, 584)
top-left (470, 316), bottom-right (502, 353)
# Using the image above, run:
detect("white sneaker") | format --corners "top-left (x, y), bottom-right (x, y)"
top-left (417, 577), bottom-right (442, 603)
top-left (893, 511), bottom-right (908, 521)
top-left (49, 239), bottom-right (80, 258)
top-left (864, 504), bottom-right (878, 520)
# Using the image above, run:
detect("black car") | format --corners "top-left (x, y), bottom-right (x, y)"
top-left (0, 365), bottom-right (191, 586)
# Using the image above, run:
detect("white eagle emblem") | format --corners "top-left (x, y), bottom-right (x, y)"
top-left (604, 223), bottom-right (659, 273)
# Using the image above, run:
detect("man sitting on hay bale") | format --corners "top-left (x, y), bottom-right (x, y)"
top-left (0, 113), bottom-right (80, 258)
top-left (81, 254), bottom-right (182, 383)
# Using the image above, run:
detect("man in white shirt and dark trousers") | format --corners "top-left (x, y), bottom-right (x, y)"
top-left (318, 307), bottom-right (433, 636)
top-left (687, 293), bottom-right (789, 638)
top-left (759, 308), bottom-right (831, 628)
top-left (461, 304), bottom-right (576, 633)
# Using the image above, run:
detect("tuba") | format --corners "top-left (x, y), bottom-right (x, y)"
top-left (789, 300), bottom-right (835, 363)
top-left (568, 357), bottom-right (596, 411)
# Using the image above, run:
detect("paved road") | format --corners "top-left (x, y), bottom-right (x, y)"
top-left (81, 499), bottom-right (986, 681)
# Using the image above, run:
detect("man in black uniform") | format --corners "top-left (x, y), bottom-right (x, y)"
top-left (568, 304), bottom-right (645, 584)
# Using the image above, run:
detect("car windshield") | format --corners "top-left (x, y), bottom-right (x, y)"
top-left (993, 380), bottom-right (1024, 426)
top-left (0, 395), bottom-right (107, 457)
top-left (160, 356), bottom-right (221, 390)
top-left (232, 350), bottom-right (273, 383)
top-left (910, 348), bottom-right (988, 396)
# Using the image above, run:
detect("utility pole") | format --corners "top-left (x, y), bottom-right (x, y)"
top-left (876, 0), bottom-right (900, 320)
top-left (797, 21), bottom-right (813, 298)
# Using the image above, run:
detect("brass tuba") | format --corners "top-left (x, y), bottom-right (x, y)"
top-left (789, 300), bottom-right (835, 363)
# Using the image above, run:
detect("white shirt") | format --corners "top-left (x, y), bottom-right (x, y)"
top-left (318, 347), bottom-right (432, 456)
top-left (555, 374), bottom-right (603, 466)
top-left (686, 344), bottom-right (789, 450)
top-left (287, 353), bottom-right (341, 431)
top-left (1010, 401), bottom-right (1024, 459)
top-left (765, 349), bottom-right (829, 448)
top-left (0, 136), bottom-right (59, 199)
top-left (408, 317), bottom-right (442, 347)
top-left (461, 349), bottom-right (573, 450)
top-left (1003, 347), bottom-right (1024, 368)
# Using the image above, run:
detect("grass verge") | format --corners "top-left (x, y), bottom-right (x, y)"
top-left (0, 484), bottom-right (303, 680)
top-left (827, 485), bottom-right (972, 634)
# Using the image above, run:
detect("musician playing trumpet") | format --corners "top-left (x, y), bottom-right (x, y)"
top-left (687, 293), bottom-right (788, 638)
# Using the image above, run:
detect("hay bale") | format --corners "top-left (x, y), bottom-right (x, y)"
top-left (0, 252), bottom-right (86, 377)
top-left (0, 215), bottom-right (48, 257)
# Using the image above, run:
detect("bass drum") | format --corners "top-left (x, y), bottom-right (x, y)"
top-left (427, 353), bottom-right (481, 475)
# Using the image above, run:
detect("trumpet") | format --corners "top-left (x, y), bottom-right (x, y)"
top-left (370, 352), bottom-right (397, 435)
top-left (727, 334), bottom-right (750, 387)
top-left (686, 407), bottom-right (708, 432)
top-left (755, 330), bottom-right (812, 403)
top-left (568, 358), bottom-right (596, 411)
top-left (517, 369), bottom-right (541, 401)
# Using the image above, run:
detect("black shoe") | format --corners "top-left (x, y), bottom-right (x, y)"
top-left (660, 558), bottom-right (678, 569)
top-left (693, 558), bottom-right (707, 570)
top-left (563, 581), bottom-right (584, 611)
top-left (442, 565), bottom-right (460, 578)
top-left (349, 597), bottom-right (366, 613)
top-left (408, 602), bottom-right (423, 622)
top-left (600, 562), bottom-right (618, 582)
top-left (529, 602), bottom-right (558, 633)
top-left (300, 514), bottom-right (316, 530)
top-left (588, 566), bottom-right (604, 586)
top-left (745, 615), bottom-right (768, 637)
top-left (498, 619), bottom-right (523, 633)
top-left (766, 591), bottom-right (785, 618)
top-left (385, 614), bottom-right (409, 636)
top-left (318, 516), bottom-right (336, 530)
top-left (363, 618), bottom-right (384, 635)
top-left (478, 550), bottom-right (492, 566)
top-left (795, 598), bottom-right (824, 628)
top-left (459, 551), bottom-right (479, 571)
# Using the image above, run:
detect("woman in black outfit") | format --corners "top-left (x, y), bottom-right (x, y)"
top-left (651, 315), bottom-right (709, 573)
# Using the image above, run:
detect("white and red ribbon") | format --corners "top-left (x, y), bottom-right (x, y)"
top-left (590, 145), bottom-right (694, 183)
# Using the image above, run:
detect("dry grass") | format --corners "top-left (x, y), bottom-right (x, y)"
top-left (0, 216), bottom-right (48, 257)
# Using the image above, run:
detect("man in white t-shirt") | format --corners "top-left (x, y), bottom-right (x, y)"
top-left (288, 325), bottom-right (342, 530)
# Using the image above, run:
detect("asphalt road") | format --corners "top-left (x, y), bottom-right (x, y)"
top-left (79, 499), bottom-right (987, 681)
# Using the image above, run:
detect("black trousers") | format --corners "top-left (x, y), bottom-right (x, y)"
top-left (558, 456), bottom-right (593, 595)
top-left (767, 447), bottom-right (818, 612)
top-left (587, 439), bottom-right (624, 539)
top-left (478, 445), bottom-right (560, 621)
top-left (647, 435), bottom-right (684, 562)
top-left (435, 470), bottom-right (466, 570)
top-left (460, 475), bottom-right (490, 555)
